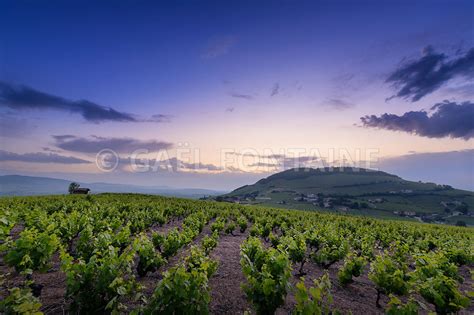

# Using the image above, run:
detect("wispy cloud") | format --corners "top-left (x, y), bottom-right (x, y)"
top-left (0, 81), bottom-right (170, 123)
top-left (202, 35), bottom-right (236, 59)
top-left (146, 114), bottom-right (173, 123)
top-left (225, 107), bottom-right (235, 112)
top-left (0, 150), bottom-right (91, 164)
top-left (154, 157), bottom-right (223, 172)
top-left (230, 93), bottom-right (254, 100)
top-left (322, 98), bottom-right (355, 111)
top-left (270, 83), bottom-right (280, 97)
top-left (53, 135), bottom-right (173, 153)
top-left (42, 147), bottom-right (62, 153)
top-left (386, 46), bottom-right (474, 102)
top-left (360, 101), bottom-right (474, 139)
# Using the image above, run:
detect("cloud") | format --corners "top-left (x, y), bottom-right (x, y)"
top-left (225, 107), bottom-right (235, 113)
top-left (159, 158), bottom-right (223, 172)
top-left (0, 81), bottom-right (170, 123)
top-left (360, 101), bottom-right (474, 139)
top-left (146, 114), bottom-right (173, 123)
top-left (230, 93), bottom-right (254, 100)
top-left (0, 150), bottom-right (91, 164)
top-left (270, 83), bottom-right (280, 97)
top-left (202, 36), bottom-right (236, 59)
top-left (119, 156), bottom-right (225, 173)
top-left (386, 46), bottom-right (474, 102)
top-left (227, 152), bottom-right (324, 170)
top-left (53, 135), bottom-right (173, 154)
top-left (42, 147), bottom-right (62, 153)
top-left (322, 98), bottom-right (355, 111)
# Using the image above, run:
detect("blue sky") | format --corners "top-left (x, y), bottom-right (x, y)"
top-left (0, 0), bottom-right (473, 190)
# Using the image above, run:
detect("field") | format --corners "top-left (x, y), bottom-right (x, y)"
top-left (0, 194), bottom-right (473, 314)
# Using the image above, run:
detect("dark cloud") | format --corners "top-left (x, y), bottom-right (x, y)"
top-left (230, 93), bottom-right (254, 100)
top-left (0, 81), bottom-right (170, 123)
top-left (0, 150), bottom-right (91, 164)
top-left (53, 135), bottom-right (173, 154)
top-left (225, 107), bottom-right (235, 113)
top-left (386, 46), bottom-right (474, 102)
top-left (322, 99), bottom-right (355, 111)
top-left (360, 101), bottom-right (474, 139)
top-left (270, 83), bottom-right (280, 97)
top-left (202, 36), bottom-right (236, 59)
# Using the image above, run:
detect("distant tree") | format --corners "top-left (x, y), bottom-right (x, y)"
top-left (360, 202), bottom-right (369, 209)
top-left (68, 182), bottom-right (80, 194)
top-left (455, 220), bottom-right (467, 227)
top-left (456, 204), bottom-right (468, 215)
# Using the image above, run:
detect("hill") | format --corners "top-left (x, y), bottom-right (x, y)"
top-left (0, 175), bottom-right (225, 198)
top-left (222, 167), bottom-right (474, 225)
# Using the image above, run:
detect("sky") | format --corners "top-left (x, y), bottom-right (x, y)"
top-left (0, 0), bottom-right (473, 190)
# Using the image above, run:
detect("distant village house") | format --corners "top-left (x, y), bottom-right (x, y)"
top-left (72, 187), bottom-right (90, 194)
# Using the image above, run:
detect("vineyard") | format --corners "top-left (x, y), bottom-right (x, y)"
top-left (0, 194), bottom-right (472, 314)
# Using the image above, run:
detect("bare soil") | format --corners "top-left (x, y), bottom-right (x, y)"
top-left (209, 229), bottom-right (251, 314)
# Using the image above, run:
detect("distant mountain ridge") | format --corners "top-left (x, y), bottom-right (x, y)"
top-left (0, 175), bottom-right (225, 198)
top-left (222, 167), bottom-right (474, 225)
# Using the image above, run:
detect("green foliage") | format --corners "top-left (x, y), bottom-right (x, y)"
top-left (161, 228), bottom-right (182, 258)
top-left (260, 223), bottom-right (272, 239)
top-left (201, 232), bottom-right (219, 254)
top-left (250, 224), bottom-right (260, 237)
top-left (0, 287), bottom-right (43, 315)
top-left (151, 231), bottom-right (165, 251)
top-left (417, 274), bottom-right (469, 314)
top-left (68, 182), bottom-right (80, 194)
top-left (369, 254), bottom-right (409, 307)
top-left (240, 237), bottom-right (292, 315)
top-left (385, 295), bottom-right (418, 315)
top-left (412, 251), bottom-right (460, 281)
top-left (211, 218), bottom-right (225, 233)
top-left (238, 216), bottom-right (248, 232)
top-left (134, 234), bottom-right (165, 277)
top-left (225, 222), bottom-right (236, 235)
top-left (311, 234), bottom-right (348, 269)
top-left (145, 255), bottom-right (216, 315)
top-left (184, 246), bottom-right (218, 278)
top-left (0, 211), bottom-right (17, 240)
top-left (279, 233), bottom-right (307, 274)
top-left (60, 246), bottom-right (142, 314)
top-left (4, 228), bottom-right (60, 272)
top-left (269, 232), bottom-right (280, 248)
top-left (338, 252), bottom-right (366, 286)
top-left (294, 273), bottom-right (333, 315)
